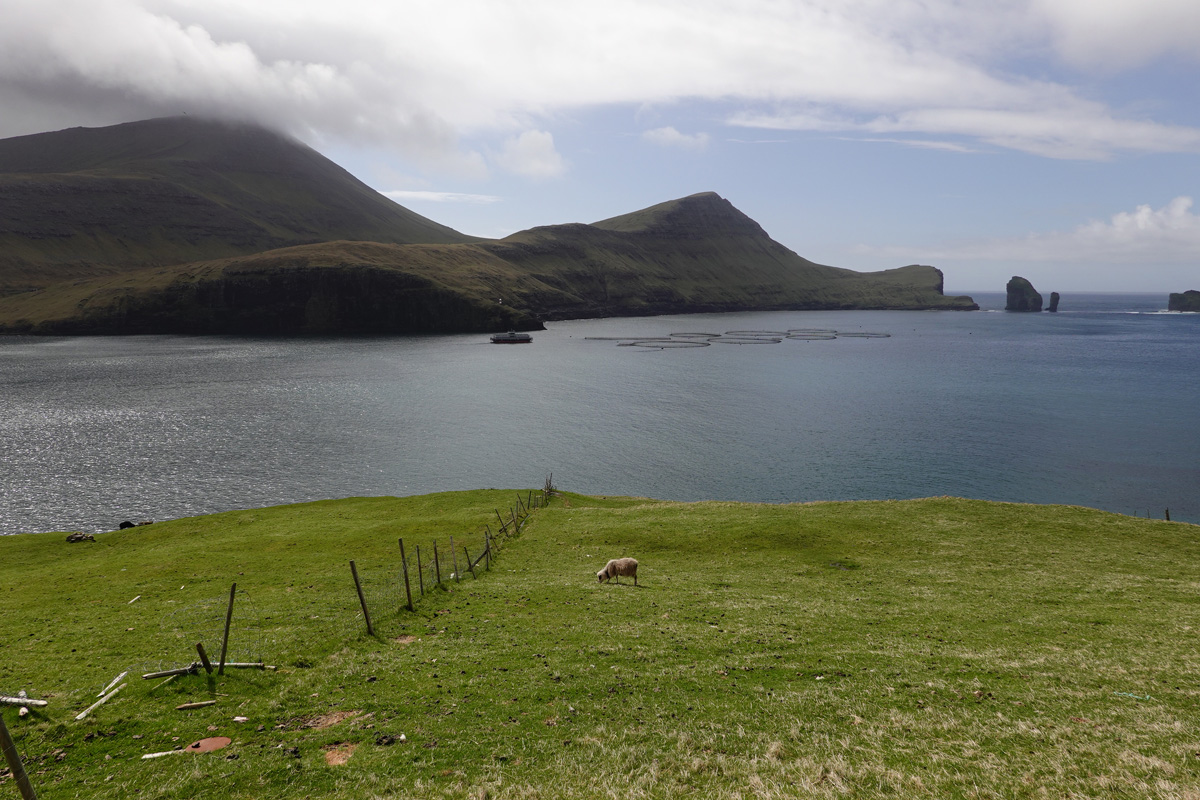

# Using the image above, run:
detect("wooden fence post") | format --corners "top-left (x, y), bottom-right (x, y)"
top-left (398, 538), bottom-right (414, 612)
top-left (433, 542), bottom-right (442, 585)
top-left (450, 535), bottom-right (460, 582)
top-left (350, 560), bottom-right (374, 636)
top-left (196, 643), bottom-right (214, 674)
top-left (484, 531), bottom-right (491, 570)
top-left (1, 712), bottom-right (39, 800)
top-left (495, 509), bottom-right (507, 534)
top-left (464, 546), bottom-right (476, 579)
top-left (416, 545), bottom-right (425, 595)
top-left (218, 582), bottom-right (236, 675)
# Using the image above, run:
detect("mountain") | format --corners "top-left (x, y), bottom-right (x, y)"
top-left (0, 116), bottom-right (470, 293)
top-left (0, 119), bottom-right (976, 335)
top-left (483, 193), bottom-right (973, 318)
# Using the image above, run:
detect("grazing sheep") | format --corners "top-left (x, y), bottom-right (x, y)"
top-left (597, 557), bottom-right (638, 586)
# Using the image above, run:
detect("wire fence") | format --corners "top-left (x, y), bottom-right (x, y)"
top-left (3, 485), bottom-right (551, 735)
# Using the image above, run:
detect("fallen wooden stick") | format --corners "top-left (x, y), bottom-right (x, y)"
top-left (99, 671), bottom-right (129, 697)
top-left (143, 663), bottom-right (200, 680)
top-left (0, 695), bottom-right (48, 708)
top-left (75, 683), bottom-right (125, 721)
top-left (148, 674), bottom-right (181, 693)
top-left (175, 700), bottom-right (217, 711)
top-left (140, 749), bottom-right (187, 760)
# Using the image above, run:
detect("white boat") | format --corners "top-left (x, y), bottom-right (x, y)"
top-left (490, 330), bottom-right (533, 344)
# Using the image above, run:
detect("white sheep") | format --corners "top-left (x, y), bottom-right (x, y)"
top-left (597, 557), bottom-right (638, 586)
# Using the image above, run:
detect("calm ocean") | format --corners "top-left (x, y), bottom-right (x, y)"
top-left (1, 292), bottom-right (1196, 534)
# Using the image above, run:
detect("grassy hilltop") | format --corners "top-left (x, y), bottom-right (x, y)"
top-left (1, 492), bottom-right (1197, 799)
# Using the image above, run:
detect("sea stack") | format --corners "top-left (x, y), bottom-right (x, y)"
top-left (1005, 276), bottom-right (1043, 312)
top-left (1047, 292), bottom-right (1060, 312)
top-left (1168, 290), bottom-right (1200, 311)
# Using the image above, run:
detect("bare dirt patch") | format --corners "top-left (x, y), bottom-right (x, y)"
top-left (323, 742), bottom-right (358, 766)
top-left (304, 710), bottom-right (360, 730)
top-left (393, 635), bottom-right (417, 644)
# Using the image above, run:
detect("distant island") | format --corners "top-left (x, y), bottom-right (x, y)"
top-left (1168, 290), bottom-right (1200, 312)
top-left (1005, 276), bottom-right (1043, 311)
top-left (0, 117), bottom-right (977, 335)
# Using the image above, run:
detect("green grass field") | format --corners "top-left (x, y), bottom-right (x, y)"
top-left (2, 491), bottom-right (1198, 799)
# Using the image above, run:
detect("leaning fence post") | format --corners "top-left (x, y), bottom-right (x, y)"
top-left (218, 582), bottom-right (236, 675)
top-left (350, 560), bottom-right (374, 636)
top-left (196, 643), bottom-right (214, 675)
top-left (450, 535), bottom-right (460, 582)
top-left (398, 538), bottom-right (414, 612)
top-left (464, 546), bottom-right (477, 579)
top-left (1, 711), bottom-right (39, 800)
top-left (484, 531), bottom-right (491, 570)
top-left (433, 542), bottom-right (442, 586)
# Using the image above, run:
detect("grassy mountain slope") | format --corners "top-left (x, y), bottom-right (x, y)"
top-left (0, 194), bottom-right (974, 333)
top-left (485, 192), bottom-right (973, 317)
top-left (0, 117), bottom-right (471, 293)
top-left (1, 492), bottom-right (1196, 798)
top-left (0, 118), bottom-right (976, 334)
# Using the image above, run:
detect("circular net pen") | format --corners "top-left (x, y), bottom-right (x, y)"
top-left (615, 338), bottom-right (678, 346)
top-left (782, 326), bottom-right (840, 340)
top-left (713, 337), bottom-right (783, 344)
top-left (626, 340), bottom-right (710, 348)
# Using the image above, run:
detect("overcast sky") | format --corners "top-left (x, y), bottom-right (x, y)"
top-left (3, 0), bottom-right (1199, 292)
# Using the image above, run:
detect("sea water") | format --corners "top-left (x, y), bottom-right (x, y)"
top-left (1, 293), bottom-right (1196, 534)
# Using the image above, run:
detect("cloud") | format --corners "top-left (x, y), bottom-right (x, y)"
top-left (865, 197), bottom-right (1200, 264)
top-left (3, 0), bottom-right (1200, 167)
top-left (642, 126), bottom-right (710, 151)
top-left (841, 137), bottom-right (976, 154)
top-left (1032, 0), bottom-right (1200, 69)
top-left (491, 130), bottom-right (566, 179)
top-left (382, 190), bottom-right (500, 204)
top-left (731, 100), bottom-right (1200, 161)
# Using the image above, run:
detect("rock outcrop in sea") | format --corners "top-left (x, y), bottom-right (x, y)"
top-left (1168, 290), bottom-right (1200, 312)
top-left (1048, 292), bottom-right (1060, 312)
top-left (1005, 276), bottom-right (1043, 312)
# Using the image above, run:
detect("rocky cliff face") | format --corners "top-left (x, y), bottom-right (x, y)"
top-left (3, 264), bottom-right (539, 336)
top-left (1005, 276), bottom-right (1043, 312)
top-left (1168, 290), bottom-right (1200, 312)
